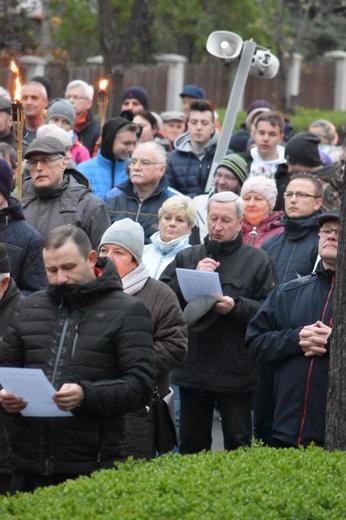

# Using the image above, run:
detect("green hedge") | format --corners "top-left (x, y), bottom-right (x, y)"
top-left (218, 107), bottom-right (346, 138)
top-left (1, 446), bottom-right (346, 519)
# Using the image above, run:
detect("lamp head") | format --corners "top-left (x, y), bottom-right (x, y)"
top-left (206, 31), bottom-right (243, 60)
top-left (249, 49), bottom-right (280, 79)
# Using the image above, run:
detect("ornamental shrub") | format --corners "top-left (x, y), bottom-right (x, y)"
top-left (1, 446), bottom-right (346, 519)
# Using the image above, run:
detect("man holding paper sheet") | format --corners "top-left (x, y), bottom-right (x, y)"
top-left (160, 192), bottom-right (277, 453)
top-left (0, 225), bottom-right (155, 492)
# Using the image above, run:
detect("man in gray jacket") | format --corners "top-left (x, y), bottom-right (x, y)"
top-left (21, 136), bottom-right (110, 249)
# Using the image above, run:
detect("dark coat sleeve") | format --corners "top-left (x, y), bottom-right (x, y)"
top-left (245, 286), bottom-right (303, 363)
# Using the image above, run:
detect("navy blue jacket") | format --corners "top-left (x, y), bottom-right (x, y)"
top-left (104, 176), bottom-right (180, 244)
top-left (0, 198), bottom-right (46, 294)
top-left (246, 263), bottom-right (334, 447)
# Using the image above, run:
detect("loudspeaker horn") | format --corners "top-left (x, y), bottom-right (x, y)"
top-left (206, 31), bottom-right (243, 60)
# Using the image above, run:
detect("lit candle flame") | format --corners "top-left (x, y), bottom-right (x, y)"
top-left (99, 79), bottom-right (109, 91)
top-left (10, 61), bottom-right (22, 102)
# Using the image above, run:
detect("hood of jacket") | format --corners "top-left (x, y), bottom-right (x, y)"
top-left (281, 209), bottom-right (323, 240)
top-left (101, 117), bottom-right (133, 161)
top-left (174, 129), bottom-right (219, 155)
top-left (0, 197), bottom-right (25, 222)
top-left (47, 257), bottom-right (123, 306)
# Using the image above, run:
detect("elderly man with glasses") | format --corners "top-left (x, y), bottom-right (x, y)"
top-left (104, 141), bottom-right (181, 244)
top-left (21, 136), bottom-right (110, 249)
top-left (64, 80), bottom-right (101, 156)
top-left (246, 209), bottom-right (339, 448)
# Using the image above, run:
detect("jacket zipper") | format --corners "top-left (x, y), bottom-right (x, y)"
top-left (51, 316), bottom-right (70, 387)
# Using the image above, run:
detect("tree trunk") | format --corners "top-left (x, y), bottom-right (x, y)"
top-left (325, 174), bottom-right (346, 450)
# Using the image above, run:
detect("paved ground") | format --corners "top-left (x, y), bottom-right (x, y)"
top-left (211, 410), bottom-right (224, 451)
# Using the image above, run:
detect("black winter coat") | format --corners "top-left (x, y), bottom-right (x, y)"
top-left (246, 264), bottom-right (334, 447)
top-left (0, 198), bottom-right (46, 294)
top-left (160, 234), bottom-right (277, 393)
top-left (0, 261), bottom-right (155, 476)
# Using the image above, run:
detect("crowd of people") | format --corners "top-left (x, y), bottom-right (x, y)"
top-left (0, 77), bottom-right (344, 494)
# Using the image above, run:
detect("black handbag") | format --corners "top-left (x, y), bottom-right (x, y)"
top-left (152, 387), bottom-right (178, 454)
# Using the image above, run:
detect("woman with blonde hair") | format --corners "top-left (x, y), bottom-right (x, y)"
top-left (143, 194), bottom-right (196, 279)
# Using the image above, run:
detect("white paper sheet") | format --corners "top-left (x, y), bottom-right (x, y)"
top-left (0, 367), bottom-right (72, 417)
top-left (176, 268), bottom-right (223, 303)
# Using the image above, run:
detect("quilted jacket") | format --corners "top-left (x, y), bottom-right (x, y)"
top-left (0, 197), bottom-right (46, 294)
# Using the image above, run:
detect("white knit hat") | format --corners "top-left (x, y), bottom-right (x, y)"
top-left (99, 218), bottom-right (145, 264)
top-left (240, 176), bottom-right (278, 211)
top-left (36, 124), bottom-right (72, 149)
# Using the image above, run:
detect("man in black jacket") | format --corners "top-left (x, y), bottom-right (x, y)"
top-left (246, 209), bottom-right (339, 448)
top-left (160, 192), bottom-right (277, 453)
top-left (0, 225), bottom-right (155, 493)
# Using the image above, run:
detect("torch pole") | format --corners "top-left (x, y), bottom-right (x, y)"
top-left (11, 102), bottom-right (24, 200)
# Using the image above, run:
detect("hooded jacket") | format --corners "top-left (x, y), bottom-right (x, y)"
top-left (104, 176), bottom-right (180, 244)
top-left (77, 117), bottom-right (133, 199)
top-left (246, 263), bottom-right (334, 447)
top-left (0, 197), bottom-right (46, 294)
top-left (261, 210), bottom-right (323, 283)
top-left (0, 260), bottom-right (155, 476)
top-left (165, 130), bottom-right (220, 197)
top-left (21, 168), bottom-right (110, 250)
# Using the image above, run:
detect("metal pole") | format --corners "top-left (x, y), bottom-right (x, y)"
top-left (205, 40), bottom-right (257, 193)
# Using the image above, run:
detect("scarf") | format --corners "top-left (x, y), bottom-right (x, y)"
top-left (121, 261), bottom-right (150, 296)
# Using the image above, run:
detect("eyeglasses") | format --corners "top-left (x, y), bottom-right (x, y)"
top-left (319, 227), bottom-right (339, 238)
top-left (128, 159), bottom-right (163, 168)
top-left (26, 157), bottom-right (64, 169)
top-left (283, 192), bottom-right (319, 200)
top-left (65, 95), bottom-right (89, 101)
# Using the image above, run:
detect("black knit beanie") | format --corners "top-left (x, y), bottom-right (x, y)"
top-left (0, 159), bottom-right (14, 200)
top-left (285, 132), bottom-right (322, 167)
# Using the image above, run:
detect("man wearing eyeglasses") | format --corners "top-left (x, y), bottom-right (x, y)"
top-left (65, 80), bottom-right (101, 156)
top-left (262, 173), bottom-right (324, 284)
top-left (104, 141), bottom-right (180, 243)
top-left (21, 136), bottom-right (110, 249)
top-left (246, 209), bottom-right (339, 448)
top-left (254, 173), bottom-right (324, 445)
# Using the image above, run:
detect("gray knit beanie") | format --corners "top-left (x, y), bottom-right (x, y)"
top-left (241, 176), bottom-right (278, 211)
top-left (99, 218), bottom-right (144, 264)
top-left (46, 98), bottom-right (76, 127)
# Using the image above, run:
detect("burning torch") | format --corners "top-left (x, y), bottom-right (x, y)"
top-left (97, 79), bottom-right (109, 130)
top-left (10, 61), bottom-right (24, 200)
